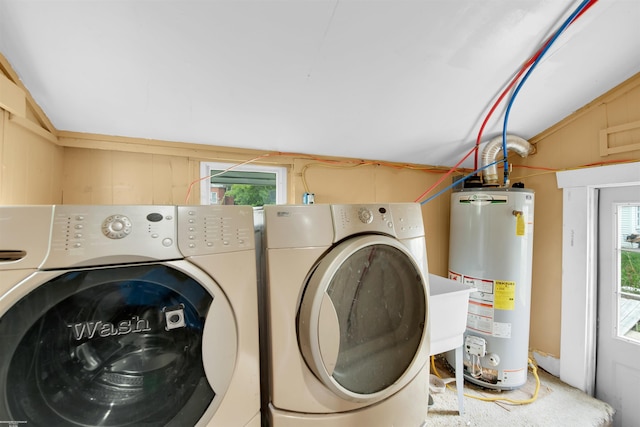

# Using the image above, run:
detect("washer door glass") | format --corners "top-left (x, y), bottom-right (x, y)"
top-left (298, 235), bottom-right (427, 400)
top-left (0, 264), bottom-right (214, 426)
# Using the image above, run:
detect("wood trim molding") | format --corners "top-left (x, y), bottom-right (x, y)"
top-left (0, 73), bottom-right (26, 117)
top-left (8, 113), bottom-right (58, 144)
top-left (0, 52), bottom-right (57, 136)
top-left (599, 119), bottom-right (640, 156)
top-left (57, 130), bottom-right (293, 165)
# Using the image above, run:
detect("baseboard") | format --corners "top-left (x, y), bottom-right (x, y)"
top-left (532, 350), bottom-right (560, 377)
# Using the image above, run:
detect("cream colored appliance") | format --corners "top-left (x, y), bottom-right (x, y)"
top-left (260, 203), bottom-right (430, 426)
top-left (0, 205), bottom-right (260, 427)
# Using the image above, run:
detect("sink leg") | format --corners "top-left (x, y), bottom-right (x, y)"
top-left (456, 345), bottom-right (464, 415)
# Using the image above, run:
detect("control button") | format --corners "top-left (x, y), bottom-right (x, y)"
top-left (151, 233), bottom-right (159, 238)
top-left (75, 224), bottom-right (84, 229)
top-left (147, 213), bottom-right (163, 222)
top-left (75, 215), bottom-right (85, 220)
top-left (207, 242), bottom-right (214, 247)
top-left (189, 243), bottom-right (196, 248)
top-left (102, 215), bottom-right (132, 239)
top-left (73, 243), bottom-right (82, 248)
top-left (162, 238), bottom-right (173, 247)
top-left (387, 221), bottom-right (393, 228)
top-left (357, 208), bottom-right (374, 224)
top-left (378, 207), bottom-right (387, 214)
top-left (74, 233), bottom-right (83, 238)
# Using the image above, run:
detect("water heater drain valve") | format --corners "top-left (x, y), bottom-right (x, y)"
top-left (465, 335), bottom-right (487, 357)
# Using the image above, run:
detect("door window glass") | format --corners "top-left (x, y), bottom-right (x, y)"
top-left (618, 204), bottom-right (640, 343)
top-left (325, 244), bottom-right (426, 394)
top-left (0, 264), bottom-right (214, 426)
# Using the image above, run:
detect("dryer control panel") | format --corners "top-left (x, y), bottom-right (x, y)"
top-left (331, 203), bottom-right (425, 242)
top-left (43, 205), bottom-right (182, 269)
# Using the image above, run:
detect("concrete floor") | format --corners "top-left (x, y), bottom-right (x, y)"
top-left (426, 356), bottom-right (614, 427)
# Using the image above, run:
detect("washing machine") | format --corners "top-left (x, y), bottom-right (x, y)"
top-left (0, 204), bottom-right (260, 426)
top-left (260, 203), bottom-right (430, 427)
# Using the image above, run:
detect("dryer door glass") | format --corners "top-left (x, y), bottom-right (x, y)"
top-left (299, 236), bottom-right (427, 397)
top-left (0, 264), bottom-right (215, 426)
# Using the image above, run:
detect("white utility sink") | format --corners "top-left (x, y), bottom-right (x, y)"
top-left (427, 274), bottom-right (475, 415)
top-left (428, 274), bottom-right (475, 355)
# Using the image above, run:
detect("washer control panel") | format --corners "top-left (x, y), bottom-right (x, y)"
top-left (177, 205), bottom-right (254, 256)
top-left (43, 205), bottom-right (181, 269)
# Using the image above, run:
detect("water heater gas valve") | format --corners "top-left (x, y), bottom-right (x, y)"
top-left (465, 335), bottom-right (487, 357)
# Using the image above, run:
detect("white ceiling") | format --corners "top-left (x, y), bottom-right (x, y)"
top-left (1, 0), bottom-right (639, 168)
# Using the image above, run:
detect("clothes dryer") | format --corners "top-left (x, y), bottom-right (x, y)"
top-left (260, 203), bottom-right (430, 426)
top-left (0, 205), bottom-right (260, 427)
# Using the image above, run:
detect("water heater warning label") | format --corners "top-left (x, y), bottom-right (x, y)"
top-left (467, 300), bottom-right (494, 335)
top-left (450, 271), bottom-right (522, 337)
top-left (515, 211), bottom-right (525, 236)
top-left (494, 281), bottom-right (516, 310)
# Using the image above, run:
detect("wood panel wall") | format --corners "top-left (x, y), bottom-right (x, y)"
top-left (0, 53), bottom-right (63, 204)
top-left (0, 112), bottom-right (63, 204)
top-left (513, 72), bottom-right (640, 359)
top-left (2, 47), bottom-right (639, 364)
top-left (59, 133), bottom-right (453, 276)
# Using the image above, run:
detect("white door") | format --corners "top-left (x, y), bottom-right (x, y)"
top-left (596, 185), bottom-right (640, 427)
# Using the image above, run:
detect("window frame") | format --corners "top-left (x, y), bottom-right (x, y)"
top-left (199, 162), bottom-right (287, 206)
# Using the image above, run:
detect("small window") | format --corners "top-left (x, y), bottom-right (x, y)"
top-left (617, 204), bottom-right (640, 343)
top-left (200, 162), bottom-right (287, 207)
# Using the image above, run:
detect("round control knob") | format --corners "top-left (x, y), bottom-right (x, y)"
top-left (102, 215), bottom-right (132, 239)
top-left (357, 208), bottom-right (374, 224)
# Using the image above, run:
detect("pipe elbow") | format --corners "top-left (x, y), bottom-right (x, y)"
top-left (481, 135), bottom-right (533, 186)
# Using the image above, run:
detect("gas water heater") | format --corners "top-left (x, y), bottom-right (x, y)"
top-left (446, 186), bottom-right (534, 390)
